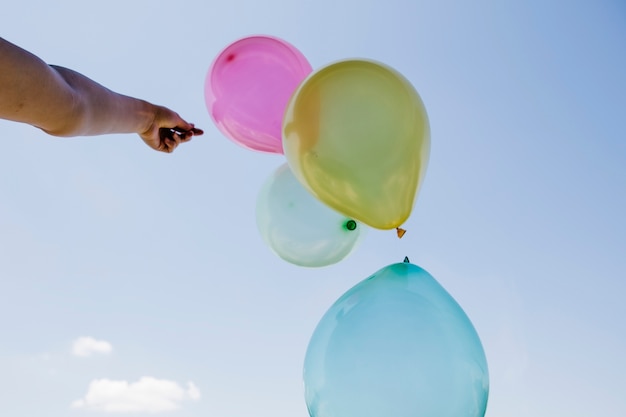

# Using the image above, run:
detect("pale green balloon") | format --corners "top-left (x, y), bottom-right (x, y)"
top-left (256, 163), bottom-right (364, 267)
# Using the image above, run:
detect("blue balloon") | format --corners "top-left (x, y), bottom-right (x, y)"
top-left (304, 261), bottom-right (489, 417)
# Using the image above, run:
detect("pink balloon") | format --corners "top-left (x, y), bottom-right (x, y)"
top-left (205, 36), bottom-right (312, 154)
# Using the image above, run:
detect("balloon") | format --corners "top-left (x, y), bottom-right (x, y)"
top-left (304, 260), bottom-right (489, 417)
top-left (282, 59), bottom-right (430, 229)
top-left (256, 163), bottom-right (364, 267)
top-left (205, 35), bottom-right (312, 154)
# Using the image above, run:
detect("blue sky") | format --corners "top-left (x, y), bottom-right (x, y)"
top-left (1, 0), bottom-right (625, 416)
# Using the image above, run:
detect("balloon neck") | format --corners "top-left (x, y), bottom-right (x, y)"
top-left (404, 256), bottom-right (410, 263)
top-left (396, 228), bottom-right (406, 238)
top-left (344, 220), bottom-right (357, 231)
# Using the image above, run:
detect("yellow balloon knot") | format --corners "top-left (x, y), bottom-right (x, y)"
top-left (396, 228), bottom-right (407, 239)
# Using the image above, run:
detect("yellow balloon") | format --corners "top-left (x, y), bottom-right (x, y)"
top-left (282, 59), bottom-right (430, 230)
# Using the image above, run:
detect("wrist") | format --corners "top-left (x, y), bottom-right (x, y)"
top-left (135, 99), bottom-right (158, 136)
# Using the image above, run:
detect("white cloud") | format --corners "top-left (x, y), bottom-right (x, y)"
top-left (72, 337), bottom-right (113, 357)
top-left (71, 377), bottom-right (201, 413)
top-left (186, 382), bottom-right (201, 401)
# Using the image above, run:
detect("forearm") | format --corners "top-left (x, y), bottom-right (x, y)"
top-left (48, 65), bottom-right (155, 137)
top-left (1, 37), bottom-right (153, 137)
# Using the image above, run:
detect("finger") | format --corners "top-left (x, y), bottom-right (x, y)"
top-left (180, 132), bottom-right (193, 143)
top-left (175, 119), bottom-right (194, 132)
top-left (173, 129), bottom-right (192, 141)
top-left (163, 137), bottom-right (177, 153)
top-left (172, 126), bottom-right (203, 137)
top-left (162, 128), bottom-right (186, 143)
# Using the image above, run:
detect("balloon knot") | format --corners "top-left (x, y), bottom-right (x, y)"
top-left (396, 228), bottom-right (406, 238)
top-left (404, 256), bottom-right (410, 263)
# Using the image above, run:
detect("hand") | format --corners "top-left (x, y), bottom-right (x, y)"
top-left (139, 105), bottom-right (204, 153)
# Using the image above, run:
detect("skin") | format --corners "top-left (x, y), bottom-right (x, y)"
top-left (0, 37), bottom-right (203, 153)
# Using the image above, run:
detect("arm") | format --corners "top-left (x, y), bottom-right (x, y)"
top-left (0, 37), bottom-right (202, 152)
